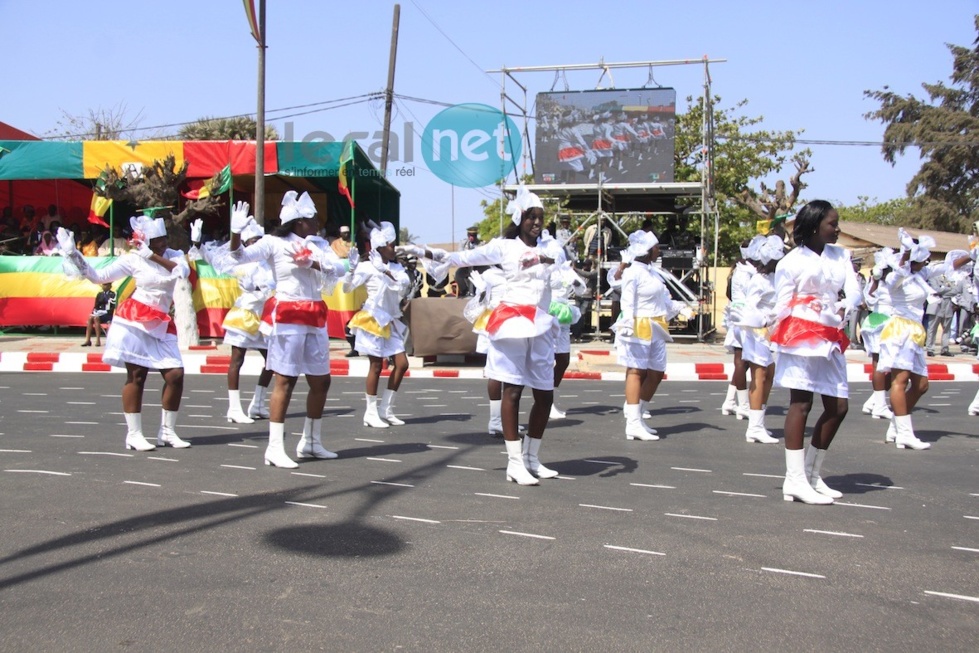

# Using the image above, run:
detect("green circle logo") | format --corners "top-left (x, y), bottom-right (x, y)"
top-left (421, 103), bottom-right (522, 188)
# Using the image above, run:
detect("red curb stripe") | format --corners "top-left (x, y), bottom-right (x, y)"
top-left (82, 363), bottom-right (112, 372)
top-left (330, 369), bottom-right (348, 376)
top-left (380, 369), bottom-right (409, 377)
top-left (927, 364), bottom-right (948, 373)
top-left (579, 349), bottom-right (612, 356)
top-left (564, 371), bottom-right (602, 380)
top-left (200, 365), bottom-right (229, 374)
top-left (86, 353), bottom-right (103, 363)
top-left (695, 363), bottom-right (725, 373)
top-left (864, 363), bottom-right (874, 373)
top-left (188, 344), bottom-right (218, 350)
top-left (24, 362), bottom-right (53, 371)
top-left (930, 373), bottom-right (954, 381)
top-left (973, 363), bottom-right (979, 374)
top-left (206, 355), bottom-right (231, 365)
top-left (27, 353), bottom-right (60, 363)
top-left (698, 373), bottom-right (728, 381)
top-left (433, 369), bottom-right (460, 378)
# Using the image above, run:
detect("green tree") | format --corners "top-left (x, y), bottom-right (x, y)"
top-left (179, 116), bottom-right (279, 141)
top-left (864, 16), bottom-right (979, 233)
top-left (836, 196), bottom-right (914, 227)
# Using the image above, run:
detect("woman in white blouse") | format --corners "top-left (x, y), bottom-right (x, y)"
top-left (770, 201), bottom-right (861, 505)
top-left (229, 193), bottom-right (347, 469)
top-left (57, 215), bottom-right (191, 452)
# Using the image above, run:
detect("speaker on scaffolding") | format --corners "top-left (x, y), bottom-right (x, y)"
top-left (660, 249), bottom-right (697, 270)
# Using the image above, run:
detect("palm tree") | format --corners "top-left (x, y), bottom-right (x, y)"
top-left (179, 116), bottom-right (279, 141)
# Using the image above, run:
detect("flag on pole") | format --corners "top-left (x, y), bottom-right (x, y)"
top-left (242, 0), bottom-right (263, 45)
top-left (338, 141), bottom-right (355, 208)
top-left (88, 194), bottom-right (112, 228)
top-left (184, 164), bottom-right (232, 200)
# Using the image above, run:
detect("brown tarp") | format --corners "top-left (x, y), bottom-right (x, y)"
top-left (405, 297), bottom-right (478, 357)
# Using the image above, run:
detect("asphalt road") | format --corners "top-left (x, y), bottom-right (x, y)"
top-left (0, 373), bottom-right (977, 652)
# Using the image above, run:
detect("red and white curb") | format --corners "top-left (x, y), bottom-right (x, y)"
top-left (2, 351), bottom-right (977, 382)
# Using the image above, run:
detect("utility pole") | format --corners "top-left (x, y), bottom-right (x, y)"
top-left (380, 4), bottom-right (400, 174)
top-left (254, 0), bottom-right (267, 224)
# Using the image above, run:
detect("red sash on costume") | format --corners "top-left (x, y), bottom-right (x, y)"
top-left (592, 139), bottom-right (613, 150)
top-left (485, 303), bottom-right (537, 337)
top-left (261, 299), bottom-right (327, 328)
top-left (558, 147), bottom-right (584, 161)
top-left (770, 316), bottom-right (849, 353)
top-left (115, 299), bottom-right (177, 335)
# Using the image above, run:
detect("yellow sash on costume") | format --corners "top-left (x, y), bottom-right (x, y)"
top-left (223, 307), bottom-right (262, 336)
top-left (747, 326), bottom-right (771, 342)
top-left (473, 308), bottom-right (492, 334)
top-left (634, 316), bottom-right (669, 341)
top-left (880, 315), bottom-right (926, 347)
top-left (348, 309), bottom-right (391, 339)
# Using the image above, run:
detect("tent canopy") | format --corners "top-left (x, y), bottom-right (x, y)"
top-left (0, 139), bottom-right (399, 230)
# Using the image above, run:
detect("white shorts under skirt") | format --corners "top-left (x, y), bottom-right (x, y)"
top-left (266, 330), bottom-right (330, 377)
top-left (878, 341), bottom-right (928, 377)
top-left (223, 328), bottom-right (268, 351)
top-left (485, 325), bottom-right (556, 390)
top-left (615, 339), bottom-right (667, 372)
top-left (103, 322), bottom-right (182, 370)
top-left (774, 351), bottom-right (848, 398)
top-left (741, 329), bottom-right (773, 368)
top-left (554, 323), bottom-right (571, 355)
top-left (354, 320), bottom-right (407, 359)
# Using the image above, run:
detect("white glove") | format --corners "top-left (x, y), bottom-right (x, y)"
top-left (135, 242), bottom-right (154, 259)
top-left (396, 244), bottom-right (425, 258)
top-left (871, 265), bottom-right (883, 280)
top-left (291, 242), bottom-right (313, 268)
top-left (898, 227), bottom-right (915, 251)
top-left (369, 248), bottom-right (387, 271)
top-left (348, 246), bottom-right (360, 268)
top-left (190, 219), bottom-right (203, 243)
top-left (230, 201), bottom-right (252, 234)
top-left (55, 227), bottom-right (76, 256)
top-left (428, 247), bottom-right (449, 263)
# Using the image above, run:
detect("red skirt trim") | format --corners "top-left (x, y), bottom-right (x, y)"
top-left (261, 299), bottom-right (328, 328)
top-left (770, 315), bottom-right (849, 353)
top-left (115, 299), bottom-right (177, 335)
top-left (485, 303), bottom-right (537, 337)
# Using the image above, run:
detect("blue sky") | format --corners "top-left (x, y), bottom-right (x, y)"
top-left (1, 0), bottom-right (975, 245)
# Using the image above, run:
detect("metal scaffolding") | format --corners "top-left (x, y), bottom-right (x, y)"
top-left (488, 57), bottom-right (724, 342)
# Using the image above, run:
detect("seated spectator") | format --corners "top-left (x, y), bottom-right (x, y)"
top-left (82, 282), bottom-right (116, 347)
top-left (41, 204), bottom-right (62, 231)
top-left (35, 230), bottom-right (60, 256)
top-left (78, 227), bottom-right (100, 257)
top-left (331, 225), bottom-right (353, 258)
top-left (98, 226), bottom-right (130, 256)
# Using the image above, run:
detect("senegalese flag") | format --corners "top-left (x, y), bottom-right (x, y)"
top-left (338, 141), bottom-right (355, 208)
top-left (186, 164), bottom-right (232, 200)
top-left (88, 194), bottom-right (112, 228)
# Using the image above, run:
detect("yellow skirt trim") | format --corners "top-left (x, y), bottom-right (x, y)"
top-left (635, 316), bottom-right (669, 341)
top-left (880, 315), bottom-right (926, 348)
top-left (473, 308), bottom-right (492, 334)
top-left (223, 307), bottom-right (261, 336)
top-left (348, 310), bottom-right (391, 339)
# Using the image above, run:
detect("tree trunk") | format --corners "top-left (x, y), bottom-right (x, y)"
top-left (172, 277), bottom-right (199, 348)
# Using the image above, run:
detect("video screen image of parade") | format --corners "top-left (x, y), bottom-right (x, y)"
top-left (534, 88), bottom-right (677, 185)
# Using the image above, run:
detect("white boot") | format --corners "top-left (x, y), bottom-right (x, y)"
top-left (720, 384), bottom-right (738, 415)
top-left (296, 417), bottom-right (338, 459)
top-left (264, 422), bottom-right (298, 468)
top-left (157, 409), bottom-right (191, 448)
top-left (488, 399), bottom-right (503, 435)
top-left (761, 404), bottom-right (774, 436)
top-left (523, 435), bottom-right (559, 479)
top-left (870, 390), bottom-right (894, 419)
top-left (363, 394), bottom-right (390, 428)
top-left (504, 439), bottom-right (539, 485)
top-left (124, 412), bottom-right (155, 451)
top-left (885, 416), bottom-right (897, 443)
top-left (226, 389), bottom-right (255, 424)
top-left (625, 403), bottom-right (658, 441)
top-left (549, 396), bottom-right (567, 420)
top-left (734, 388), bottom-right (750, 420)
top-left (782, 448), bottom-right (834, 504)
top-left (247, 385), bottom-right (269, 419)
top-left (379, 389), bottom-right (405, 426)
top-left (895, 414), bottom-right (930, 450)
top-left (745, 409), bottom-right (778, 444)
top-left (968, 389), bottom-right (979, 416)
top-left (640, 399), bottom-right (653, 420)
top-left (861, 392), bottom-right (877, 415)
top-left (805, 446), bottom-right (842, 499)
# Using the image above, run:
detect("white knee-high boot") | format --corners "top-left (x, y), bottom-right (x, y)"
top-left (639, 400), bottom-right (658, 435)
top-left (721, 384), bottom-right (738, 415)
top-left (734, 388), bottom-right (750, 420)
top-left (227, 389), bottom-right (254, 424)
top-left (504, 439), bottom-right (538, 485)
top-left (363, 394), bottom-right (390, 428)
top-left (805, 446), bottom-right (842, 498)
top-left (488, 399), bottom-right (503, 435)
top-left (870, 390), bottom-right (893, 419)
top-left (265, 422), bottom-right (298, 468)
top-left (782, 448), bottom-right (833, 505)
top-left (625, 403), bottom-right (658, 441)
top-left (124, 412), bottom-right (155, 451)
top-left (894, 414), bottom-right (930, 450)
top-left (247, 385), bottom-right (269, 419)
top-left (745, 409), bottom-right (777, 443)
top-left (522, 435), bottom-right (559, 479)
top-left (379, 389), bottom-right (405, 425)
top-left (968, 389), bottom-right (979, 416)
top-left (296, 417), bottom-right (338, 459)
top-left (157, 409), bottom-right (191, 448)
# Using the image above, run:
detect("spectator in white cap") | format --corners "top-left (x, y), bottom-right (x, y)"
top-left (332, 224), bottom-right (353, 258)
top-left (56, 214), bottom-right (192, 452)
top-left (229, 192), bottom-right (348, 469)
top-left (737, 234), bottom-right (785, 444)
